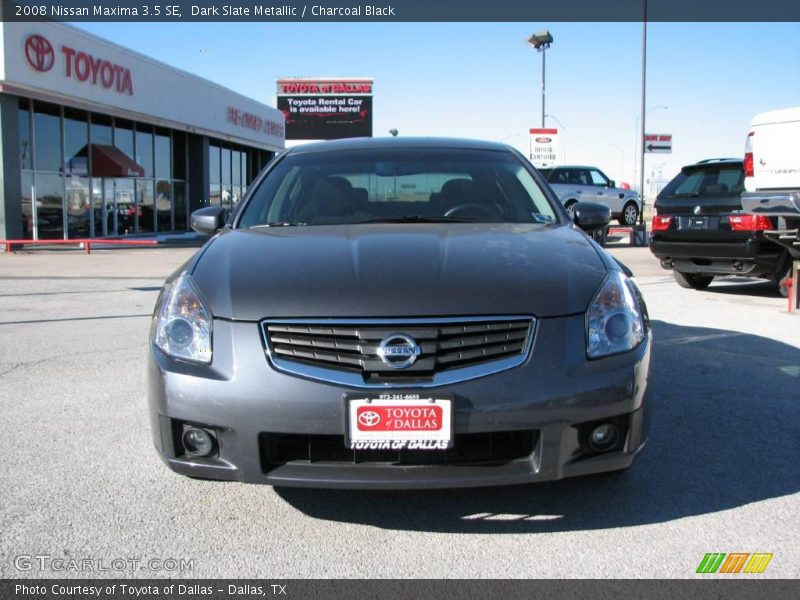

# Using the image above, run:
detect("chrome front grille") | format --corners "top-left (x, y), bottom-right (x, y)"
top-left (261, 316), bottom-right (535, 387)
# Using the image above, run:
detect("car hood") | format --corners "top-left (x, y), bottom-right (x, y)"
top-left (191, 224), bottom-right (608, 320)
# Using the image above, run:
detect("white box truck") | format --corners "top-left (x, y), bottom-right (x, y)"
top-left (741, 106), bottom-right (800, 305)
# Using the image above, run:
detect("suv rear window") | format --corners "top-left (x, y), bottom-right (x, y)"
top-left (661, 164), bottom-right (745, 197)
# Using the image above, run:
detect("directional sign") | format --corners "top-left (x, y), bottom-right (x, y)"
top-left (644, 133), bottom-right (672, 153)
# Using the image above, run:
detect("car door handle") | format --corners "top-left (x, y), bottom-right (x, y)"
top-left (597, 192), bottom-right (604, 196)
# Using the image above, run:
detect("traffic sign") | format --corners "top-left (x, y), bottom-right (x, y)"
top-left (644, 133), bottom-right (672, 153)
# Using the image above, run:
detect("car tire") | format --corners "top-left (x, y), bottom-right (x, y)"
top-left (618, 202), bottom-right (640, 226)
top-left (673, 270), bottom-right (714, 290)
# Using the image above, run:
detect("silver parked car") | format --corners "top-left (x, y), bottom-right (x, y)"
top-left (540, 165), bottom-right (642, 226)
top-left (148, 138), bottom-right (652, 489)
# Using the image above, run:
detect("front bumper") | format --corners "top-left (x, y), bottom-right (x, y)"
top-left (148, 315), bottom-right (651, 489)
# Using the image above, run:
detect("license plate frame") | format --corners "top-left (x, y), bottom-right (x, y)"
top-left (344, 392), bottom-right (454, 450)
top-left (687, 216), bottom-right (709, 230)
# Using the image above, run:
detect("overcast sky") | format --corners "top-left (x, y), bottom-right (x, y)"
top-left (77, 21), bottom-right (800, 189)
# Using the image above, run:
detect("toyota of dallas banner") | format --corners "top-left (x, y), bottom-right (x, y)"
top-left (529, 128), bottom-right (560, 168)
top-left (277, 78), bottom-right (373, 140)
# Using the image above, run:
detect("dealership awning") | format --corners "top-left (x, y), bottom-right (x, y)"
top-left (90, 144), bottom-right (145, 178)
top-left (67, 144), bottom-right (146, 178)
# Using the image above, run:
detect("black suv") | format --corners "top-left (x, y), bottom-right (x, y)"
top-left (650, 158), bottom-right (792, 296)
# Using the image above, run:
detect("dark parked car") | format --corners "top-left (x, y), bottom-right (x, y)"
top-left (650, 158), bottom-right (793, 296)
top-left (148, 137), bottom-right (651, 489)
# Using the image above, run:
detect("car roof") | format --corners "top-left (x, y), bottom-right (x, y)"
top-left (684, 158), bottom-right (742, 169)
top-left (285, 137), bottom-right (512, 155)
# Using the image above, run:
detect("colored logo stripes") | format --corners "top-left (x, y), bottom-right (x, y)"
top-left (697, 553), bottom-right (773, 574)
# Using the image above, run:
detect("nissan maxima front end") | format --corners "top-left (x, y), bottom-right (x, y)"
top-left (147, 137), bottom-right (651, 489)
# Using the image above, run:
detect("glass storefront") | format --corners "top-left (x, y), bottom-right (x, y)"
top-left (15, 97), bottom-right (270, 240)
top-left (209, 142), bottom-right (253, 210)
top-left (17, 98), bottom-right (189, 240)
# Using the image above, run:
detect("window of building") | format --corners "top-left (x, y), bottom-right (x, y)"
top-left (64, 108), bottom-right (88, 177)
top-left (21, 171), bottom-right (33, 239)
top-left (135, 125), bottom-right (154, 178)
top-left (34, 172), bottom-right (64, 239)
top-left (136, 179), bottom-right (155, 233)
top-left (90, 113), bottom-right (113, 147)
top-left (114, 119), bottom-right (134, 161)
top-left (154, 129), bottom-right (171, 180)
top-left (173, 181), bottom-right (187, 231)
top-left (19, 99), bottom-right (32, 171)
top-left (33, 102), bottom-right (62, 172)
top-left (172, 131), bottom-right (186, 180)
top-left (209, 143), bottom-right (221, 206)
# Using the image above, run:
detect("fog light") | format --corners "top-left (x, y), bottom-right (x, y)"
top-left (588, 423), bottom-right (619, 451)
top-left (182, 426), bottom-right (215, 457)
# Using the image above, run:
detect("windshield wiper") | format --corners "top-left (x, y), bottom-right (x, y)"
top-left (347, 216), bottom-right (480, 224)
top-left (251, 222), bottom-right (308, 228)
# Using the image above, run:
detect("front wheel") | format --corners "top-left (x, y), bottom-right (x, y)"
top-left (619, 202), bottom-right (640, 226)
top-left (674, 270), bottom-right (714, 290)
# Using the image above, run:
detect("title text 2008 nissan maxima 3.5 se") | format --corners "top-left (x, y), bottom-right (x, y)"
top-left (148, 137), bottom-right (651, 489)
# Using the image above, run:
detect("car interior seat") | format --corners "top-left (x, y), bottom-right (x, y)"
top-left (297, 177), bottom-right (368, 224)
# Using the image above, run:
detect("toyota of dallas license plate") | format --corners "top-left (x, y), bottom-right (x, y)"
top-left (345, 393), bottom-right (453, 450)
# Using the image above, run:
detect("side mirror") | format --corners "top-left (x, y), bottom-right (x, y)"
top-left (573, 201), bottom-right (611, 231)
top-left (191, 206), bottom-right (226, 235)
top-left (607, 180), bottom-right (616, 188)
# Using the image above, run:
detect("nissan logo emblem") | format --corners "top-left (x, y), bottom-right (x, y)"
top-left (25, 35), bottom-right (54, 73)
top-left (376, 333), bottom-right (421, 369)
top-left (358, 411), bottom-right (381, 427)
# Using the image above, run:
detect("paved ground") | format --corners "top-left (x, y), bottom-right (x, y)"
top-left (0, 242), bottom-right (797, 579)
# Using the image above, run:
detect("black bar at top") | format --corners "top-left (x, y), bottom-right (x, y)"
top-left (2, 0), bottom-right (799, 22)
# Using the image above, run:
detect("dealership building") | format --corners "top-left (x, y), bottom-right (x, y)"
top-left (0, 21), bottom-right (285, 240)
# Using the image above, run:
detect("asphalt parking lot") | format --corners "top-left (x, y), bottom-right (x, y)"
top-left (0, 243), bottom-right (798, 578)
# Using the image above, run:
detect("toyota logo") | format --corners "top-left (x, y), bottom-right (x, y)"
top-left (358, 411), bottom-right (381, 427)
top-left (376, 333), bottom-right (421, 369)
top-left (25, 35), bottom-right (54, 73)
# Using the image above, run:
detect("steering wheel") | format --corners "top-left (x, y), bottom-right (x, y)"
top-left (443, 203), bottom-right (501, 219)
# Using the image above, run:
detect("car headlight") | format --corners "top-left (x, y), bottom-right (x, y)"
top-left (151, 274), bottom-right (213, 364)
top-left (586, 271), bottom-right (645, 359)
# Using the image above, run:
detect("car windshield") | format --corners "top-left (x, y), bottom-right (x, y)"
top-left (237, 147), bottom-right (559, 227)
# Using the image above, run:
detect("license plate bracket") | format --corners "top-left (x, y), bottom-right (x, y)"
top-left (344, 392), bottom-right (453, 450)
top-left (687, 216), bottom-right (709, 230)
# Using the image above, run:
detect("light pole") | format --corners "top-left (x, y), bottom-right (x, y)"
top-left (609, 144), bottom-right (625, 184)
top-left (526, 30), bottom-right (553, 128)
top-left (545, 113), bottom-right (566, 164)
top-left (633, 104), bottom-right (667, 193)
